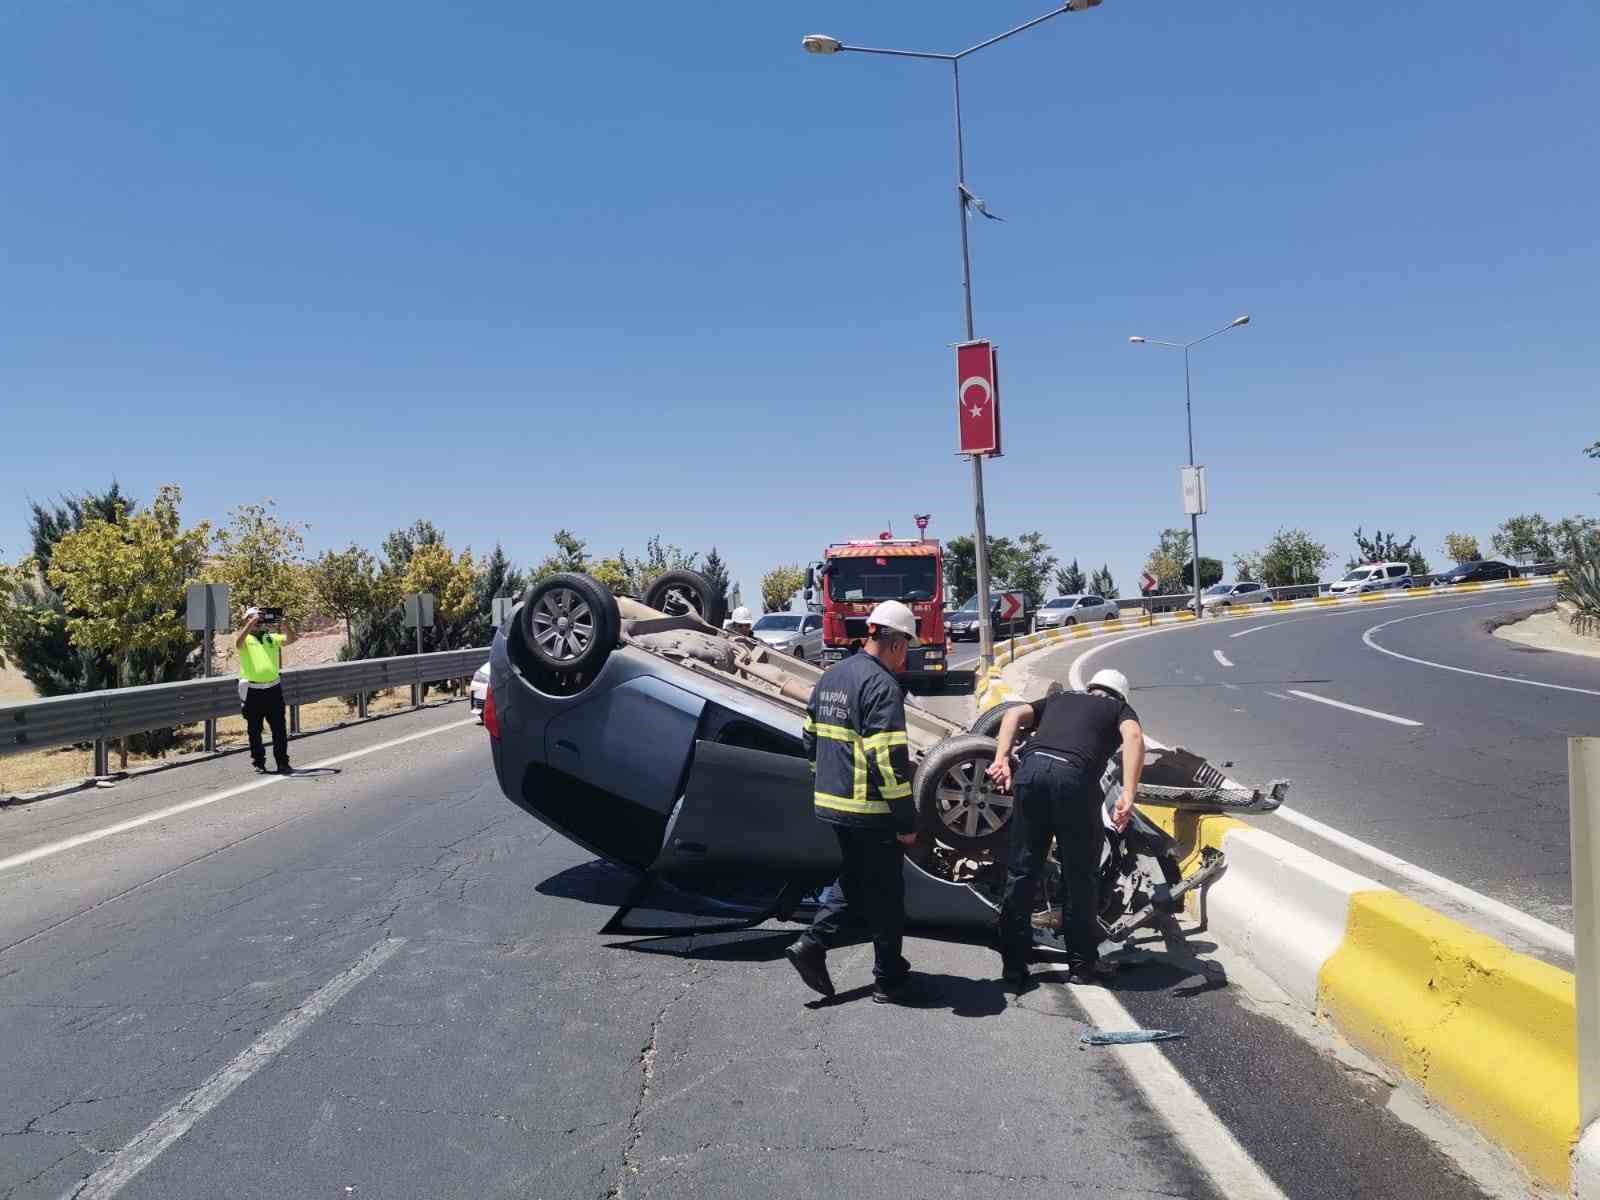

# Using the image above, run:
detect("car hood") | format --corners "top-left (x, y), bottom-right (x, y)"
top-left (754, 630), bottom-right (799, 644)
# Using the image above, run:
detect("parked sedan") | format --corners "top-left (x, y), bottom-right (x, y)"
top-left (1034, 594), bottom-right (1120, 628)
top-left (1432, 560), bottom-right (1521, 586)
top-left (751, 612), bottom-right (823, 661)
top-left (1189, 581), bottom-right (1275, 614)
top-left (469, 661), bottom-right (490, 721)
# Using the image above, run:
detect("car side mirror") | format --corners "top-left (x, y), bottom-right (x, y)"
top-left (804, 566), bottom-right (815, 589)
top-left (803, 587), bottom-right (814, 604)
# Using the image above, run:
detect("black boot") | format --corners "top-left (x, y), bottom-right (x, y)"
top-left (785, 939), bottom-right (835, 998)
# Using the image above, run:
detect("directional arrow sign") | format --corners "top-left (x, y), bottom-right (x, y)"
top-left (999, 592), bottom-right (1023, 622)
top-left (1141, 571), bottom-right (1158, 595)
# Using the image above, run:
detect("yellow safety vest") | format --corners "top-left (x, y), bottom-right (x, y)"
top-left (239, 633), bottom-right (284, 685)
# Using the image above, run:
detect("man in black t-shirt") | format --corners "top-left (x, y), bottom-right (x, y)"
top-left (986, 668), bottom-right (1145, 989)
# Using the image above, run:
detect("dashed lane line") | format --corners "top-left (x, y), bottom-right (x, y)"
top-left (1284, 689), bottom-right (1422, 727)
top-left (1213, 650), bottom-right (1235, 668)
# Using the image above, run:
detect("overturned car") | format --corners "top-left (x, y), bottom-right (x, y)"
top-left (486, 568), bottom-right (1287, 940)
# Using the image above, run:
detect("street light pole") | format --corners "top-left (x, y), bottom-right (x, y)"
top-left (1129, 315), bottom-right (1250, 623)
top-left (803, 2), bottom-right (1102, 666)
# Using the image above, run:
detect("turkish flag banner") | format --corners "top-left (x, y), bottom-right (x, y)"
top-left (956, 340), bottom-right (1001, 456)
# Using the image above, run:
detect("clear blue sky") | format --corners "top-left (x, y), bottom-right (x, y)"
top-left (4, 2), bottom-right (1596, 605)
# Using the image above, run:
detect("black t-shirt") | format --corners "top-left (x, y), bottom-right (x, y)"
top-left (1026, 690), bottom-right (1139, 773)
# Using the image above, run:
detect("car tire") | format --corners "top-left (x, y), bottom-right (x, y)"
top-left (519, 572), bottom-right (620, 676)
top-left (1064, 617), bottom-right (1077, 627)
top-left (643, 569), bottom-right (729, 628)
top-left (967, 700), bottom-right (1029, 740)
top-left (914, 733), bottom-right (1014, 856)
top-left (1103, 613), bottom-right (1117, 623)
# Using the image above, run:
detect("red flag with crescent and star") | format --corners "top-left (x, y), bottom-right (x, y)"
top-left (956, 339), bottom-right (1001, 457)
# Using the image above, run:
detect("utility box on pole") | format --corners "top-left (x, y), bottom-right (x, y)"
top-left (1181, 465), bottom-right (1208, 515)
top-left (186, 583), bottom-right (231, 752)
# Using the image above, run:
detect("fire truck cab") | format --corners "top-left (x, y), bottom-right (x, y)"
top-left (810, 535), bottom-right (948, 688)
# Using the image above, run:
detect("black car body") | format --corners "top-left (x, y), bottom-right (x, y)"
top-left (1432, 560), bottom-right (1520, 586)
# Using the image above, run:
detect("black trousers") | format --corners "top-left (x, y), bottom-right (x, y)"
top-left (800, 826), bottom-right (909, 981)
top-left (241, 683), bottom-right (290, 770)
top-left (997, 755), bottom-right (1106, 969)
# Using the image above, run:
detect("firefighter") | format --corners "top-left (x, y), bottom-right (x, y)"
top-left (727, 605), bottom-right (754, 637)
top-left (986, 668), bottom-right (1145, 990)
top-left (785, 600), bottom-right (920, 1004)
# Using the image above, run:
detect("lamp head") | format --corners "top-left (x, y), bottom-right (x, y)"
top-left (802, 34), bottom-right (843, 54)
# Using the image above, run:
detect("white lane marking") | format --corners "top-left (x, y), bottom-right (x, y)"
top-left (1213, 650), bottom-right (1235, 668)
top-left (1265, 691), bottom-right (1291, 701)
top-left (1362, 604), bottom-right (1600, 699)
top-left (1, 718), bottom-right (479, 875)
top-left (1273, 806), bottom-right (1573, 957)
top-left (63, 937), bottom-right (405, 1200)
top-left (1229, 618), bottom-right (1302, 638)
top-left (1221, 682), bottom-right (1239, 691)
top-left (1284, 689), bottom-right (1422, 727)
top-left (1069, 983), bottom-right (1290, 1200)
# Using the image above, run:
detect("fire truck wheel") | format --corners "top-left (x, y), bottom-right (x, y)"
top-left (915, 733), bottom-right (1015, 855)
top-left (643, 569), bottom-right (728, 629)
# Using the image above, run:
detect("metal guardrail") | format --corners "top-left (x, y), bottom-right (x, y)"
top-left (0, 647), bottom-right (489, 761)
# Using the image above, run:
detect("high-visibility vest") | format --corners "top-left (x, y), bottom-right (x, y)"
top-left (802, 652), bottom-right (914, 833)
top-left (239, 633), bottom-right (284, 685)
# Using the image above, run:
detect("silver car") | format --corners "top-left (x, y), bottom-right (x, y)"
top-left (1034, 594), bottom-right (1120, 628)
top-left (751, 612), bottom-right (823, 661)
top-left (1191, 581), bottom-right (1275, 614)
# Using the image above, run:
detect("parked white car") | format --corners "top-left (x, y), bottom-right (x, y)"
top-left (1034, 594), bottom-right (1120, 628)
top-left (1190, 581), bottom-right (1275, 615)
top-left (1325, 562), bottom-right (1413, 597)
top-left (470, 661), bottom-right (490, 721)
top-left (751, 612), bottom-right (824, 661)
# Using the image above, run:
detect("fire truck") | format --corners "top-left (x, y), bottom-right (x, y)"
top-left (807, 533), bottom-right (948, 688)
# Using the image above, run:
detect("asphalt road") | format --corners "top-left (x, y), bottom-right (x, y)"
top-left (0, 703), bottom-right (1504, 1199)
top-left (1022, 591), bottom-right (1596, 931)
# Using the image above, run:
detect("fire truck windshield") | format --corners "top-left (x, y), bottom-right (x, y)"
top-left (826, 556), bottom-right (938, 602)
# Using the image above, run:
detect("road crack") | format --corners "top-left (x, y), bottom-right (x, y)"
top-left (604, 964), bottom-right (703, 1199)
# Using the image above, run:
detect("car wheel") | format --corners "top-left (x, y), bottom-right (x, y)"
top-left (915, 733), bottom-right (1014, 855)
top-left (967, 700), bottom-right (1029, 740)
top-left (1103, 613), bottom-right (1116, 623)
top-left (643, 569), bottom-right (729, 628)
top-left (519, 572), bottom-right (619, 676)
top-left (1064, 617), bottom-right (1077, 627)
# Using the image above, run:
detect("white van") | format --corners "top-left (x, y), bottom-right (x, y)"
top-left (1326, 561), bottom-right (1412, 596)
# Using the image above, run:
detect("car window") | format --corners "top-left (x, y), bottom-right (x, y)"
top-left (803, 616), bottom-right (820, 632)
top-left (1386, 565), bottom-right (1407, 578)
top-left (1044, 597), bottom-right (1073, 608)
top-left (1085, 596), bottom-right (1103, 606)
top-left (1339, 568), bottom-right (1372, 582)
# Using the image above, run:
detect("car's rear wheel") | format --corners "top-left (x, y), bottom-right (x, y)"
top-left (1064, 617), bottom-right (1077, 627)
top-left (1103, 612), bottom-right (1117, 622)
top-left (519, 572), bottom-right (619, 676)
top-left (915, 733), bottom-right (1014, 856)
top-left (643, 569), bottom-right (728, 628)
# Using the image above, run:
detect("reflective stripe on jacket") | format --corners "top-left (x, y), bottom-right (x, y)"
top-left (802, 652), bottom-right (915, 833)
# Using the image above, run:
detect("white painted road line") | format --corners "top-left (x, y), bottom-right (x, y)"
top-left (1273, 806), bottom-right (1574, 958)
top-left (1363, 604), bottom-right (1600, 698)
top-left (1229, 618), bottom-right (1301, 638)
top-left (1284, 689), bottom-right (1422, 727)
top-left (1213, 649), bottom-right (1235, 668)
top-left (0, 718), bottom-right (479, 876)
top-left (1069, 983), bottom-right (1290, 1200)
top-left (62, 937), bottom-right (406, 1200)
top-left (1265, 691), bottom-right (1292, 701)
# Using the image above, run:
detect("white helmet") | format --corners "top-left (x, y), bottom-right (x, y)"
top-left (866, 600), bottom-right (918, 643)
top-left (1087, 668), bottom-right (1130, 701)
top-left (731, 606), bottom-right (752, 624)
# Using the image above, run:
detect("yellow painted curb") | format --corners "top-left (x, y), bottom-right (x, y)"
top-left (1319, 891), bottom-right (1578, 1189)
top-left (1136, 806), bottom-right (1247, 874)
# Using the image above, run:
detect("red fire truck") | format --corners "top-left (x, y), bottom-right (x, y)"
top-left (808, 533), bottom-right (948, 688)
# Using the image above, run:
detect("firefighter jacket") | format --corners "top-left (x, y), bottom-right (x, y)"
top-left (802, 652), bottom-right (915, 833)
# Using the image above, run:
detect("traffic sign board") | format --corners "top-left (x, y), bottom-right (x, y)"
top-left (999, 592), bottom-right (1023, 621)
top-left (1140, 571), bottom-right (1158, 595)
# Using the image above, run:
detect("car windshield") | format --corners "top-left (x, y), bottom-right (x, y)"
top-left (1205, 584), bottom-right (1233, 595)
top-left (1340, 568), bottom-right (1375, 582)
top-left (827, 555), bottom-right (938, 602)
top-left (956, 593), bottom-right (1006, 612)
top-left (1044, 597), bottom-right (1075, 608)
top-left (754, 615), bottom-right (802, 632)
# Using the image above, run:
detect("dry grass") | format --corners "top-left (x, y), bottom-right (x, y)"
top-left (0, 684), bottom-right (466, 799)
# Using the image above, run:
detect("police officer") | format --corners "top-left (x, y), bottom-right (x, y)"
top-left (785, 600), bottom-right (920, 1004)
top-left (987, 668), bottom-right (1145, 989)
top-left (235, 606), bottom-right (299, 775)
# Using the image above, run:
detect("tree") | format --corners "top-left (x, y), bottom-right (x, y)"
top-left (700, 547), bottom-right (731, 607)
top-left (1491, 514), bottom-right (1555, 565)
top-left (207, 500), bottom-right (311, 625)
top-left (1443, 533), bottom-right (1482, 564)
top-left (403, 543), bottom-right (478, 623)
top-left (311, 544), bottom-right (383, 652)
top-left (1180, 557), bottom-right (1224, 589)
top-left (616, 534), bottom-right (698, 595)
top-left (1055, 559), bottom-right (1087, 596)
top-left (760, 565), bottom-right (805, 613)
top-left (1587, 441), bottom-right (1599, 460)
top-left (947, 535), bottom-right (1012, 602)
top-left (1551, 516), bottom-right (1600, 564)
top-left (0, 555), bottom-right (19, 670)
top-left (382, 519), bottom-right (445, 573)
top-left (1253, 529), bottom-right (1332, 587)
top-left (1143, 528), bottom-right (1192, 594)
top-left (28, 482), bottom-right (139, 571)
top-left (1003, 532), bottom-right (1056, 605)
top-left (1232, 553), bottom-right (1259, 582)
top-left (1350, 527), bottom-right (1429, 576)
top-left (1089, 564), bottom-right (1118, 599)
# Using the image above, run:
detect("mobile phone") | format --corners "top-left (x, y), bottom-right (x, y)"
top-left (259, 607), bottom-right (284, 626)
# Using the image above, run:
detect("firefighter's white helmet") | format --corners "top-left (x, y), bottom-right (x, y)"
top-left (1087, 668), bottom-right (1130, 701)
top-left (731, 606), bottom-right (752, 624)
top-left (866, 600), bottom-right (918, 643)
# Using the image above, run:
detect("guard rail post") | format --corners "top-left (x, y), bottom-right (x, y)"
top-left (93, 738), bottom-right (108, 777)
top-left (1572, 737), bottom-right (1600, 1195)
top-left (357, 691), bottom-right (369, 719)
top-left (289, 704), bottom-right (301, 735)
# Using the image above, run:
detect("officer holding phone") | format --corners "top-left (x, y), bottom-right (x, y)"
top-left (235, 606), bottom-right (298, 774)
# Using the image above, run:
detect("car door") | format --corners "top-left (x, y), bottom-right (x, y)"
top-left (805, 614), bottom-right (824, 659)
top-left (1386, 564), bottom-right (1409, 589)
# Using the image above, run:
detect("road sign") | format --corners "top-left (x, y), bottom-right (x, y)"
top-left (1140, 571), bottom-right (1158, 595)
top-left (403, 593), bottom-right (436, 629)
top-left (492, 596), bottom-right (515, 628)
top-left (998, 592), bottom-right (1024, 622)
top-left (1181, 465), bottom-right (1208, 515)
top-left (956, 339), bottom-right (1001, 456)
top-left (185, 583), bottom-right (231, 632)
